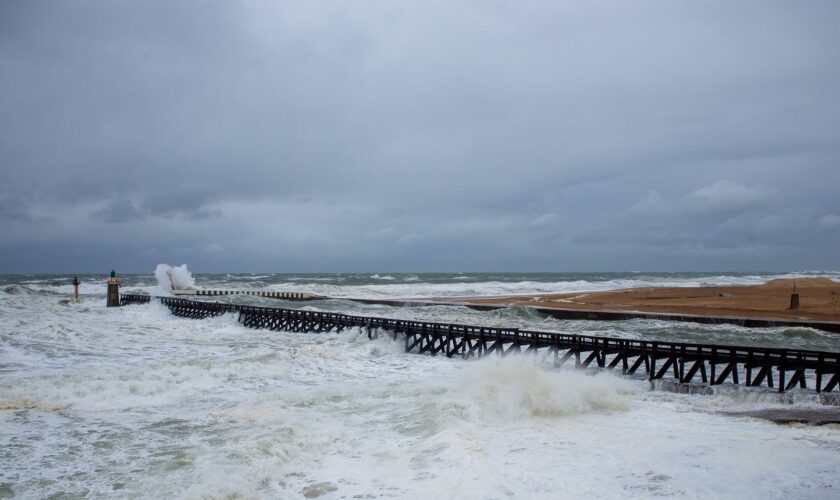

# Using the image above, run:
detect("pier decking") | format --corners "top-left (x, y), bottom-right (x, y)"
top-left (172, 289), bottom-right (317, 300)
top-left (121, 293), bottom-right (840, 395)
top-left (146, 278), bottom-right (840, 333)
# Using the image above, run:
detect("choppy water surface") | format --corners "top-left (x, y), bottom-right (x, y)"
top-left (2, 272), bottom-right (840, 498)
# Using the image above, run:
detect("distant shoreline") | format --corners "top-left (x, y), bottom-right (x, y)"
top-left (349, 277), bottom-right (840, 332)
top-left (442, 277), bottom-right (840, 320)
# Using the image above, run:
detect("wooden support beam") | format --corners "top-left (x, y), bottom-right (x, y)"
top-left (486, 341), bottom-right (504, 356)
top-left (503, 343), bottom-right (520, 356)
top-left (655, 357), bottom-right (675, 380)
top-left (466, 338), bottom-right (483, 358)
top-left (714, 362), bottom-right (736, 386)
top-left (683, 359), bottom-right (704, 384)
top-left (627, 355), bottom-right (648, 375)
top-left (581, 351), bottom-right (599, 369)
top-left (749, 366), bottom-right (770, 387)
top-left (556, 350), bottom-right (575, 368)
top-left (430, 336), bottom-right (447, 356)
top-left (785, 369), bottom-right (807, 391)
top-left (823, 373), bottom-right (840, 392)
top-left (448, 336), bottom-right (466, 358)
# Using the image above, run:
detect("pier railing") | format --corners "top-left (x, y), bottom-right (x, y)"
top-left (120, 294), bottom-right (840, 394)
top-left (172, 289), bottom-right (316, 300)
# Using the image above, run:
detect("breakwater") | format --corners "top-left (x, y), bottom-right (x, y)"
top-left (120, 294), bottom-right (840, 395)
top-left (171, 289), bottom-right (318, 300)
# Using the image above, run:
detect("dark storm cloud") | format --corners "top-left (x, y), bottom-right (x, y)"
top-left (90, 198), bottom-right (145, 224)
top-left (0, 194), bottom-right (34, 222)
top-left (141, 191), bottom-right (220, 220)
top-left (1, 0), bottom-right (839, 272)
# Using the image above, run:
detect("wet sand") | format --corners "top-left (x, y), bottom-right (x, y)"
top-left (722, 408), bottom-right (840, 426)
top-left (437, 278), bottom-right (840, 323)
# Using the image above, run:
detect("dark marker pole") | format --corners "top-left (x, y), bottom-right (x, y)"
top-left (73, 276), bottom-right (80, 301)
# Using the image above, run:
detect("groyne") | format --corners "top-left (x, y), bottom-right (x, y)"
top-left (140, 287), bottom-right (840, 332)
top-left (172, 289), bottom-right (318, 300)
top-left (120, 294), bottom-right (840, 395)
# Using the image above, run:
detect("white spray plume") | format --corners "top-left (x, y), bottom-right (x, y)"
top-left (154, 264), bottom-right (196, 292)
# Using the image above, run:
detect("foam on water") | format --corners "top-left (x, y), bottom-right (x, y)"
top-left (451, 357), bottom-right (637, 420)
top-left (14, 268), bottom-right (834, 301)
top-left (2, 271), bottom-right (840, 498)
top-left (248, 271), bottom-right (840, 300)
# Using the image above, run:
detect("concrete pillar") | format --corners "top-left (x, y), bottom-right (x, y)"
top-left (107, 270), bottom-right (120, 307)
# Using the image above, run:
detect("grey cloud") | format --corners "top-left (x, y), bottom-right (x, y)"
top-left (1, 0), bottom-right (840, 272)
top-left (141, 191), bottom-right (221, 220)
top-left (0, 195), bottom-right (37, 222)
top-left (628, 181), bottom-right (774, 222)
top-left (89, 193), bottom-right (220, 222)
top-left (90, 199), bottom-right (145, 223)
top-left (817, 215), bottom-right (840, 231)
top-left (681, 181), bottom-right (772, 217)
top-left (572, 181), bottom-right (835, 257)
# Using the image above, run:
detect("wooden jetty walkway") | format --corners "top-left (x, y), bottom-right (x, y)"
top-left (120, 294), bottom-right (840, 395)
top-left (153, 286), bottom-right (840, 333)
top-left (171, 289), bottom-right (318, 300)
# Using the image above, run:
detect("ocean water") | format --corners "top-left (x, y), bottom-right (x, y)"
top-left (2, 271), bottom-right (840, 498)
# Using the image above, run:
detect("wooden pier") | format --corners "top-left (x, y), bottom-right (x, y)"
top-left (171, 289), bottom-right (318, 300)
top-left (120, 294), bottom-right (840, 395)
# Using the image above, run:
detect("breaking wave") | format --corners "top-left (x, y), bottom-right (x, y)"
top-left (154, 264), bottom-right (195, 292)
top-left (452, 357), bottom-right (639, 420)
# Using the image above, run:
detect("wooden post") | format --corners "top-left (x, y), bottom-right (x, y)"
top-left (107, 270), bottom-right (120, 307)
top-left (73, 276), bottom-right (80, 301)
top-left (789, 282), bottom-right (799, 310)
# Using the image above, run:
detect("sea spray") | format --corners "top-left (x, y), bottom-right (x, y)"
top-left (4, 273), bottom-right (840, 498)
top-left (154, 264), bottom-right (196, 292)
top-left (451, 356), bottom-right (639, 421)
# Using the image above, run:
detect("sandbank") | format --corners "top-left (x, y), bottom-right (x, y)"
top-left (440, 277), bottom-right (840, 323)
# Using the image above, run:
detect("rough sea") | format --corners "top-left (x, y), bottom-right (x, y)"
top-left (2, 270), bottom-right (840, 499)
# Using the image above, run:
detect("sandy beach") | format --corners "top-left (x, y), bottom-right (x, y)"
top-left (442, 278), bottom-right (840, 323)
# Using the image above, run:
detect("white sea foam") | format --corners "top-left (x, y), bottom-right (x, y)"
top-left (258, 272), bottom-right (840, 300)
top-left (451, 357), bottom-right (638, 420)
top-left (154, 263), bottom-right (196, 292)
top-left (2, 276), bottom-right (840, 498)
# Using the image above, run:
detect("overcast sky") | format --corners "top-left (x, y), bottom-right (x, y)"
top-left (1, 1), bottom-right (839, 273)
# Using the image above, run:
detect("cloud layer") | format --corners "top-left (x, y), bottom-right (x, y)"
top-left (1, 1), bottom-right (839, 272)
